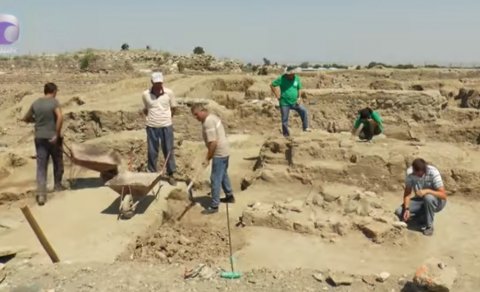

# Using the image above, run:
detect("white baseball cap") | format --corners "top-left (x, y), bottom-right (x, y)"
top-left (151, 72), bottom-right (164, 83)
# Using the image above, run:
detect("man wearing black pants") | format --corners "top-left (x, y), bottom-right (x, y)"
top-left (22, 83), bottom-right (64, 206)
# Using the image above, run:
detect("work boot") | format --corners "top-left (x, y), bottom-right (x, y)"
top-left (201, 206), bottom-right (219, 215)
top-left (167, 175), bottom-right (177, 186)
top-left (220, 195), bottom-right (235, 204)
top-left (422, 225), bottom-right (434, 236)
top-left (54, 184), bottom-right (68, 192)
top-left (36, 193), bottom-right (46, 206)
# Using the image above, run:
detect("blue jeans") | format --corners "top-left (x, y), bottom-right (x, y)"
top-left (395, 195), bottom-right (446, 227)
top-left (210, 156), bottom-right (233, 208)
top-left (280, 103), bottom-right (309, 137)
top-left (146, 126), bottom-right (176, 175)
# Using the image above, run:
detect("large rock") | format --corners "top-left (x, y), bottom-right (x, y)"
top-left (357, 222), bottom-right (392, 243)
top-left (413, 258), bottom-right (457, 292)
top-left (241, 205), bottom-right (293, 231)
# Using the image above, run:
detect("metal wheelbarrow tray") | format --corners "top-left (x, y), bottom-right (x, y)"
top-left (64, 143), bottom-right (121, 181)
top-left (105, 171), bottom-right (164, 219)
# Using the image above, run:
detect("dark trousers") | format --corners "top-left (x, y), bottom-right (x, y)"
top-left (359, 120), bottom-right (381, 141)
top-left (35, 138), bottom-right (64, 193)
top-left (146, 126), bottom-right (176, 174)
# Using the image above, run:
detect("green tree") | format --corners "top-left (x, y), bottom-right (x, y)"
top-left (193, 46), bottom-right (205, 55)
top-left (121, 43), bottom-right (129, 51)
top-left (300, 62), bottom-right (310, 68)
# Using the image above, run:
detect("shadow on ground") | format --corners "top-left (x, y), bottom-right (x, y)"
top-left (69, 177), bottom-right (105, 190)
top-left (101, 195), bottom-right (156, 217)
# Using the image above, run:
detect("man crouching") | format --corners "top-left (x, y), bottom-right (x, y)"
top-left (395, 158), bottom-right (447, 236)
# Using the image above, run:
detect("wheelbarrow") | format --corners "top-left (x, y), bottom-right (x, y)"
top-left (105, 171), bottom-right (165, 220)
top-left (105, 152), bottom-right (171, 220)
top-left (63, 143), bottom-right (121, 182)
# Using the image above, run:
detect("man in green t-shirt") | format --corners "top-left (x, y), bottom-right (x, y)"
top-left (270, 66), bottom-right (310, 137)
top-left (351, 107), bottom-right (383, 141)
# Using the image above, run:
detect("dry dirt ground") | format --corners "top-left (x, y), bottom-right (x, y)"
top-left (1, 67), bottom-right (480, 291)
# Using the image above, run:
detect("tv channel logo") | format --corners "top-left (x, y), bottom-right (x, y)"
top-left (0, 14), bottom-right (20, 45)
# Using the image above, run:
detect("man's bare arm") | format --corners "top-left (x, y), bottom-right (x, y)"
top-left (206, 141), bottom-right (217, 161)
top-left (54, 107), bottom-right (63, 137)
top-left (270, 85), bottom-right (280, 99)
top-left (419, 187), bottom-right (447, 200)
top-left (21, 106), bottom-right (34, 123)
top-left (403, 185), bottom-right (413, 208)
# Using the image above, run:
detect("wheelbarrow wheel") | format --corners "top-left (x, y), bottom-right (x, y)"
top-left (119, 194), bottom-right (134, 219)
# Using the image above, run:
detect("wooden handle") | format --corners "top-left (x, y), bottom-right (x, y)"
top-left (20, 206), bottom-right (60, 263)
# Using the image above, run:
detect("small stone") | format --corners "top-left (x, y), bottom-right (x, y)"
top-left (179, 235), bottom-right (191, 245)
top-left (349, 154), bottom-right (358, 163)
top-left (312, 273), bottom-right (324, 282)
top-left (393, 221), bottom-right (408, 229)
top-left (155, 251), bottom-right (167, 260)
top-left (248, 279), bottom-right (256, 284)
top-left (283, 200), bottom-right (304, 213)
top-left (321, 191), bottom-right (340, 203)
top-left (322, 287), bottom-right (329, 291)
top-left (398, 277), bottom-right (407, 285)
top-left (376, 272), bottom-right (390, 282)
top-left (311, 193), bottom-right (323, 206)
top-left (438, 263), bottom-right (446, 269)
top-left (327, 272), bottom-right (353, 286)
top-left (362, 275), bottom-right (376, 286)
top-left (0, 246), bottom-right (20, 257)
top-left (293, 222), bottom-right (314, 234)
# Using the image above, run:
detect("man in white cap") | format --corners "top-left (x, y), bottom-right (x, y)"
top-left (270, 66), bottom-right (310, 137)
top-left (142, 72), bottom-right (177, 185)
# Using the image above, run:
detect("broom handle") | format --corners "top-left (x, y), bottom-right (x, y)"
top-left (226, 203), bottom-right (235, 272)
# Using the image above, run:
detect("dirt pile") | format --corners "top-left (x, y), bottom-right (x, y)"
top-left (120, 221), bottom-right (230, 265)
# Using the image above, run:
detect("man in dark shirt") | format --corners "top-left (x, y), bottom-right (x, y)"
top-left (22, 83), bottom-right (64, 206)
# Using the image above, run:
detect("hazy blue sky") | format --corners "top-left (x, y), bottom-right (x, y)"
top-left (2, 0), bottom-right (480, 65)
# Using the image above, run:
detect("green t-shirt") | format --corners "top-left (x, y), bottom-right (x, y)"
top-left (353, 111), bottom-right (384, 132)
top-left (271, 74), bottom-right (302, 106)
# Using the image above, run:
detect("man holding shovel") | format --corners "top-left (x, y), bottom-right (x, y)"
top-left (191, 104), bottom-right (235, 214)
top-left (142, 72), bottom-right (177, 186)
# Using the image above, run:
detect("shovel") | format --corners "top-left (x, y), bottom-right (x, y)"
top-left (176, 165), bottom-right (206, 221)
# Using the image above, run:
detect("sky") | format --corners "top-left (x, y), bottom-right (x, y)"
top-left (1, 0), bottom-right (480, 65)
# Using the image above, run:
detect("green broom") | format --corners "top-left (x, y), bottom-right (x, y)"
top-left (220, 202), bottom-right (241, 279)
